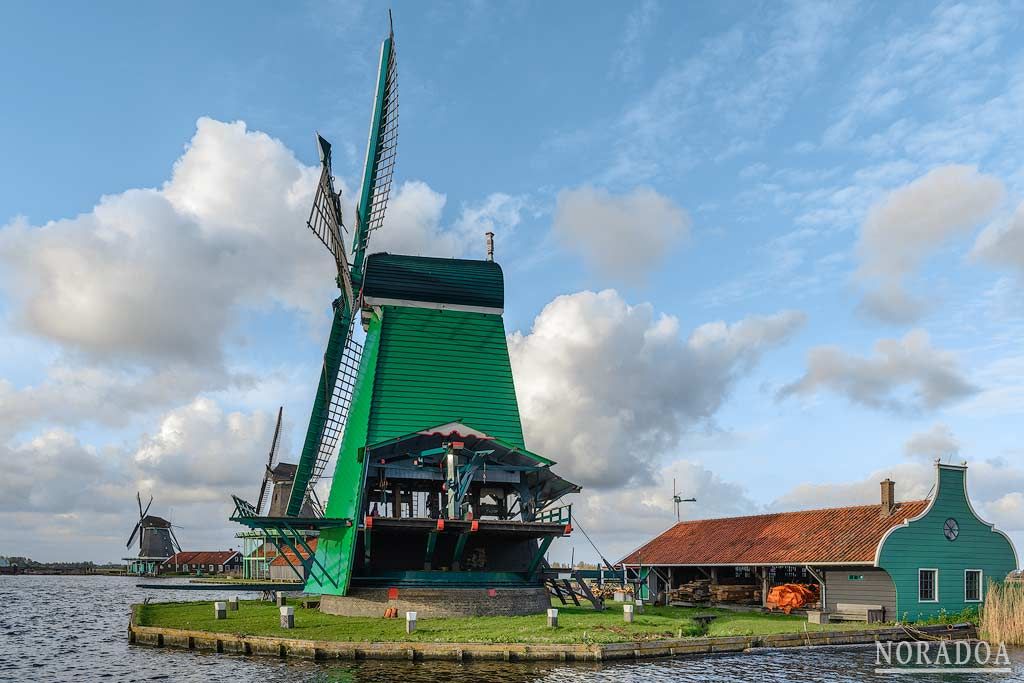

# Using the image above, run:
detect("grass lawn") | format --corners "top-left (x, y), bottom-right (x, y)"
top-left (135, 599), bottom-right (888, 645)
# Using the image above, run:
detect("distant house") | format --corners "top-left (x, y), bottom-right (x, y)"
top-left (269, 538), bottom-right (318, 582)
top-left (622, 462), bottom-right (1019, 622)
top-left (163, 551), bottom-right (242, 576)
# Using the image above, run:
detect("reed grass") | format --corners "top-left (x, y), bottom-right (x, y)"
top-left (980, 579), bottom-right (1024, 646)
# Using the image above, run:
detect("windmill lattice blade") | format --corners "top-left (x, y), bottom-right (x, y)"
top-left (306, 334), bottom-right (364, 505)
top-left (356, 35), bottom-right (398, 256)
top-left (141, 495), bottom-right (153, 520)
top-left (269, 406), bottom-right (283, 465)
top-left (307, 143), bottom-right (355, 306)
top-left (256, 474), bottom-right (270, 515)
top-left (126, 521), bottom-right (141, 549)
top-left (169, 528), bottom-right (182, 553)
top-left (136, 491), bottom-right (143, 518)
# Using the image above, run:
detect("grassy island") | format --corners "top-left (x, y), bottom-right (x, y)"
top-left (136, 599), bottom-right (888, 645)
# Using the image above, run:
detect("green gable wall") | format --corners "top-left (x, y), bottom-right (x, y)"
top-left (367, 305), bottom-right (525, 447)
top-left (876, 465), bottom-right (1018, 622)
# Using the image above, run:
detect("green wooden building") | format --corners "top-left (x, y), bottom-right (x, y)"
top-left (876, 462), bottom-right (1018, 621)
top-left (623, 462), bottom-right (1018, 623)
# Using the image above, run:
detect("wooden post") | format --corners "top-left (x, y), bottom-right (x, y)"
top-left (761, 568), bottom-right (769, 608)
top-left (623, 604), bottom-right (634, 623)
top-left (406, 611), bottom-right (417, 633)
top-left (280, 606), bottom-right (294, 629)
top-left (228, 596), bottom-right (239, 611)
top-left (392, 484), bottom-right (402, 518)
top-left (276, 591), bottom-right (286, 607)
top-left (214, 601), bottom-right (227, 620)
top-left (547, 608), bottom-right (558, 627)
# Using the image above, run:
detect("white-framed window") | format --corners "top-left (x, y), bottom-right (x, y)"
top-left (919, 568), bottom-right (938, 602)
top-left (209, 564), bottom-right (214, 571)
top-left (965, 569), bottom-right (983, 602)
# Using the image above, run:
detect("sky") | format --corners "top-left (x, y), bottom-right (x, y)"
top-left (1, 0), bottom-right (1023, 566)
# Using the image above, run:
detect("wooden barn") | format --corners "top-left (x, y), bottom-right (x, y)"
top-left (622, 462), bottom-right (1019, 622)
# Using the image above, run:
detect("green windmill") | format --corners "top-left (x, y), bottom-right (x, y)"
top-left (232, 19), bottom-right (580, 611)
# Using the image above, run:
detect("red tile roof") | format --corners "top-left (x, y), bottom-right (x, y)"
top-left (269, 538), bottom-right (318, 566)
top-left (621, 500), bottom-right (929, 566)
top-left (164, 550), bottom-right (240, 566)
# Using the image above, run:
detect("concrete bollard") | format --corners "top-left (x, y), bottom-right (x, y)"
top-left (280, 605), bottom-right (295, 629)
top-left (275, 591), bottom-right (286, 607)
top-left (623, 604), bottom-right (634, 623)
top-left (547, 608), bottom-right (558, 628)
top-left (613, 591), bottom-right (625, 602)
top-left (228, 596), bottom-right (239, 611)
top-left (634, 599), bottom-right (644, 614)
top-left (214, 601), bottom-right (227, 620)
top-left (406, 611), bottom-right (417, 634)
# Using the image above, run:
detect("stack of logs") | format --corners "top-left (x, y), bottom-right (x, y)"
top-left (589, 584), bottom-right (633, 600)
top-left (669, 580), bottom-right (761, 605)
top-left (710, 584), bottom-right (761, 604)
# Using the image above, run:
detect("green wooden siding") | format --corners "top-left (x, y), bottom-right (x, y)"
top-left (307, 313), bottom-right (384, 596)
top-left (877, 465), bottom-right (1018, 622)
top-left (366, 306), bottom-right (525, 447)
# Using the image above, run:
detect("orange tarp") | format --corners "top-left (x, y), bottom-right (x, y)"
top-left (766, 583), bottom-right (819, 614)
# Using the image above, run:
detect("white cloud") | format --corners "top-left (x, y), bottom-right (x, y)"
top-left (903, 423), bottom-right (959, 460)
top-left (987, 492), bottom-right (1024, 532)
top-left (552, 186), bottom-right (690, 281)
top-left (855, 165), bottom-right (1004, 323)
top-left (0, 397), bottom-right (276, 562)
top-left (0, 118), bottom-right (333, 367)
top-left (972, 200), bottom-right (1024, 274)
top-left (508, 289), bottom-right (804, 488)
top-left (369, 181), bottom-right (525, 260)
top-left (779, 329), bottom-right (977, 414)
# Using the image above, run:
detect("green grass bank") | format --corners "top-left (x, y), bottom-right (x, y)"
top-left (135, 599), bottom-right (887, 645)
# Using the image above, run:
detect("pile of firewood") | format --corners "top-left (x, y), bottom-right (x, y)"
top-left (669, 579), bottom-right (711, 602)
top-left (589, 583), bottom-right (633, 599)
top-left (710, 584), bottom-right (761, 604)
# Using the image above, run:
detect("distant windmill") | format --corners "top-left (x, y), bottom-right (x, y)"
top-left (672, 479), bottom-right (696, 521)
top-left (252, 407), bottom-right (316, 517)
top-left (126, 492), bottom-right (180, 558)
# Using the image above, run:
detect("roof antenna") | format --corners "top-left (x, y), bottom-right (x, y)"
top-left (485, 231), bottom-right (495, 261)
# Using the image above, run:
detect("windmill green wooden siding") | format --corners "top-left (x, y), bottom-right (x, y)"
top-left (876, 465), bottom-right (1018, 621)
top-left (367, 306), bottom-right (525, 447)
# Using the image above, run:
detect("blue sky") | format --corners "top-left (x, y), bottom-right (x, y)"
top-left (1, 1), bottom-right (1023, 564)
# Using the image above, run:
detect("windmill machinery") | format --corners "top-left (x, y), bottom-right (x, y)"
top-left (126, 492), bottom-right (180, 559)
top-left (284, 18), bottom-right (398, 518)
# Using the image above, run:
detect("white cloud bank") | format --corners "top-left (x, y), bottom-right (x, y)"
top-left (552, 186), bottom-right (690, 281)
top-left (855, 165), bottom-right (1004, 323)
top-left (509, 289), bottom-right (805, 489)
top-left (779, 329), bottom-right (977, 414)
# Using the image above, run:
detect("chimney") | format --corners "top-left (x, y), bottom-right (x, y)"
top-left (485, 231), bottom-right (495, 261)
top-left (880, 479), bottom-right (895, 518)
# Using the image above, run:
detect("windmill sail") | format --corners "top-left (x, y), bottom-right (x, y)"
top-left (256, 407), bottom-right (284, 514)
top-left (351, 23), bottom-right (398, 278)
top-left (286, 25), bottom-right (397, 517)
top-left (307, 137), bottom-right (355, 308)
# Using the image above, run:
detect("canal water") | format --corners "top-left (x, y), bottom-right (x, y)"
top-left (2, 575), bottom-right (1022, 682)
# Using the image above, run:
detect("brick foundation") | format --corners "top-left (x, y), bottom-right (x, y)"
top-left (319, 586), bottom-right (550, 618)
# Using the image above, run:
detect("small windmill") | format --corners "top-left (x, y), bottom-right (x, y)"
top-left (126, 492), bottom-right (180, 558)
top-left (672, 478), bottom-right (696, 521)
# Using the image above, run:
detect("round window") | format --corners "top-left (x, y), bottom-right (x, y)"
top-left (943, 517), bottom-right (959, 541)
